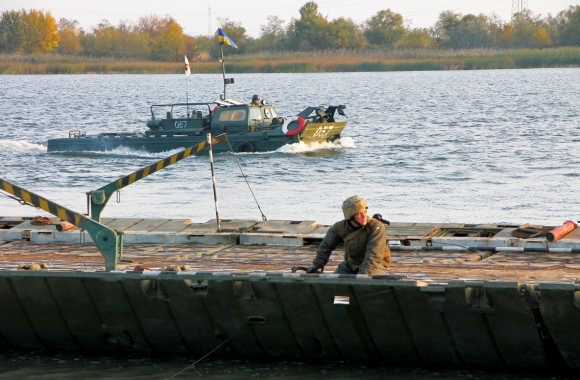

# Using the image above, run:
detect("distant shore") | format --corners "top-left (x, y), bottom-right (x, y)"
top-left (1, 47), bottom-right (579, 74)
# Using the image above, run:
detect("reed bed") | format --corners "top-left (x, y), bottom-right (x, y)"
top-left (1, 47), bottom-right (579, 74)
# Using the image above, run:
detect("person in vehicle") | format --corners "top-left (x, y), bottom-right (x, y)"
top-left (306, 195), bottom-right (391, 275)
top-left (251, 94), bottom-right (260, 105)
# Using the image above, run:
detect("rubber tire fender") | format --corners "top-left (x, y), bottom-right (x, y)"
top-left (238, 142), bottom-right (255, 153)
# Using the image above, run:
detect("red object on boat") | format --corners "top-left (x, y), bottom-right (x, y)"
top-left (547, 221), bottom-right (578, 242)
top-left (56, 221), bottom-right (74, 232)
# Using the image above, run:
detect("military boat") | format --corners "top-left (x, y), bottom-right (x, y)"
top-left (47, 32), bottom-right (347, 154)
top-left (46, 99), bottom-right (347, 153)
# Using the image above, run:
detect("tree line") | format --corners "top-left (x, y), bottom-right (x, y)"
top-left (1, 2), bottom-right (580, 61)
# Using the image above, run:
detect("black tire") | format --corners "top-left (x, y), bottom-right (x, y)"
top-left (238, 142), bottom-right (255, 153)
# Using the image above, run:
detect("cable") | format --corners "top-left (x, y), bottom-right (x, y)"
top-left (165, 320), bottom-right (250, 380)
top-left (225, 138), bottom-right (268, 222)
top-left (0, 191), bottom-right (38, 209)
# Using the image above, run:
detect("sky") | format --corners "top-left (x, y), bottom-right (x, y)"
top-left (1, 0), bottom-right (578, 37)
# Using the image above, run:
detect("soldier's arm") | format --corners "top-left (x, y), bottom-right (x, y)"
top-left (312, 225), bottom-right (341, 269)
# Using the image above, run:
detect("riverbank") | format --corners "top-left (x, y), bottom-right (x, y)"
top-left (1, 47), bottom-right (580, 74)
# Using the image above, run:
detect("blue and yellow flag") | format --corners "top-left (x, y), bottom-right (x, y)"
top-left (217, 28), bottom-right (238, 49)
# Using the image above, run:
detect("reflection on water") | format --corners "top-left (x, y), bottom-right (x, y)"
top-left (0, 353), bottom-right (577, 380)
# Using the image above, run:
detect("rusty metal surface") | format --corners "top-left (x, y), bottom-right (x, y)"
top-left (2, 239), bottom-right (580, 283)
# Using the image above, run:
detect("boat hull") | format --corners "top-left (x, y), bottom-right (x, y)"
top-left (0, 218), bottom-right (579, 371)
top-left (46, 121), bottom-right (347, 153)
top-left (0, 269), bottom-right (568, 371)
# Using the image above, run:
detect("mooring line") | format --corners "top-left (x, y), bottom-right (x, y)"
top-left (225, 138), bottom-right (267, 221)
top-left (165, 320), bottom-right (250, 380)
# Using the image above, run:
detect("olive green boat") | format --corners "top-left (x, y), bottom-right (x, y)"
top-left (47, 33), bottom-right (347, 154)
top-left (46, 99), bottom-right (347, 153)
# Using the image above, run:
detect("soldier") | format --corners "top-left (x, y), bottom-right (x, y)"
top-left (251, 94), bottom-right (260, 105)
top-left (306, 195), bottom-right (391, 275)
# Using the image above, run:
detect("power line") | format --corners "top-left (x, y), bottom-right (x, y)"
top-left (511, 0), bottom-right (529, 19)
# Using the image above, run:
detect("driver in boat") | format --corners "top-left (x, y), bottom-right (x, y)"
top-left (306, 195), bottom-right (391, 275)
top-left (251, 94), bottom-right (260, 105)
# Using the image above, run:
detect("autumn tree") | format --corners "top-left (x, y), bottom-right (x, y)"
top-left (0, 9), bottom-right (58, 53)
top-left (511, 10), bottom-right (551, 48)
top-left (497, 24), bottom-right (515, 47)
top-left (57, 18), bottom-right (82, 54)
top-left (19, 9), bottom-right (59, 53)
top-left (151, 19), bottom-right (185, 61)
top-left (184, 35), bottom-right (196, 59)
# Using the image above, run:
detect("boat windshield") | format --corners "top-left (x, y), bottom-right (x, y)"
top-left (264, 107), bottom-right (278, 119)
top-left (218, 109), bottom-right (247, 122)
top-left (249, 107), bottom-right (262, 121)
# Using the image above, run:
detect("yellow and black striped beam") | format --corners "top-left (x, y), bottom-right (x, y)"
top-left (0, 177), bottom-right (122, 270)
top-left (0, 178), bottom-right (85, 226)
top-left (103, 133), bottom-right (228, 191)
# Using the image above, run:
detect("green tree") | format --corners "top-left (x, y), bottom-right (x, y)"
top-left (217, 17), bottom-right (248, 53)
top-left (511, 9), bottom-right (551, 48)
top-left (287, 1), bottom-right (331, 50)
top-left (0, 10), bottom-right (24, 53)
top-left (402, 28), bottom-right (434, 48)
top-left (363, 9), bottom-right (406, 47)
top-left (258, 15), bottom-right (286, 50)
top-left (193, 35), bottom-right (213, 57)
top-left (556, 6), bottom-right (580, 46)
top-left (328, 17), bottom-right (366, 49)
top-left (432, 11), bottom-right (462, 47)
top-left (450, 14), bottom-right (493, 49)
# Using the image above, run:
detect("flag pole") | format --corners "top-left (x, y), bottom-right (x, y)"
top-left (220, 43), bottom-right (226, 100)
top-left (185, 55), bottom-right (191, 116)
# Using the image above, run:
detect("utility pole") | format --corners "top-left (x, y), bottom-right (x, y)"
top-left (511, 0), bottom-right (529, 19)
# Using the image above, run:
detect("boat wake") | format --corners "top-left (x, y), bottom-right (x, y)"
top-left (90, 146), bottom-right (188, 159)
top-left (276, 137), bottom-right (355, 154)
top-left (0, 140), bottom-right (46, 152)
top-left (48, 145), bottom-right (190, 159)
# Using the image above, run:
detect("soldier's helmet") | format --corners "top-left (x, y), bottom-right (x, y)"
top-left (342, 195), bottom-right (368, 219)
top-left (252, 94), bottom-right (259, 101)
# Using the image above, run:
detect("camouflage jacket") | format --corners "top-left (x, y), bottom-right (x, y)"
top-left (313, 216), bottom-right (391, 275)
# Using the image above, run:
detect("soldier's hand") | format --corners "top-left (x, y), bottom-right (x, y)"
top-left (306, 264), bottom-right (322, 273)
top-left (372, 213), bottom-right (390, 225)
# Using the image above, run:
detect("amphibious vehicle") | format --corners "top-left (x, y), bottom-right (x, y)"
top-left (46, 99), bottom-right (347, 153)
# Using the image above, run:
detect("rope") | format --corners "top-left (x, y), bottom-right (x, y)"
top-left (165, 320), bottom-right (250, 380)
top-left (0, 192), bottom-right (38, 209)
top-left (225, 138), bottom-right (267, 221)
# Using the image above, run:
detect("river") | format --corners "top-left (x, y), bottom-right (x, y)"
top-left (0, 69), bottom-right (579, 378)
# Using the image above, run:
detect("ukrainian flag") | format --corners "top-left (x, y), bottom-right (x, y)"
top-left (217, 28), bottom-right (238, 49)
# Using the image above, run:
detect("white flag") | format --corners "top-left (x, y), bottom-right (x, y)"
top-left (184, 55), bottom-right (191, 77)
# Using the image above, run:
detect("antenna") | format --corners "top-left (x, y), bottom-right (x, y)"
top-left (511, 0), bottom-right (529, 19)
top-left (208, 5), bottom-right (212, 36)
